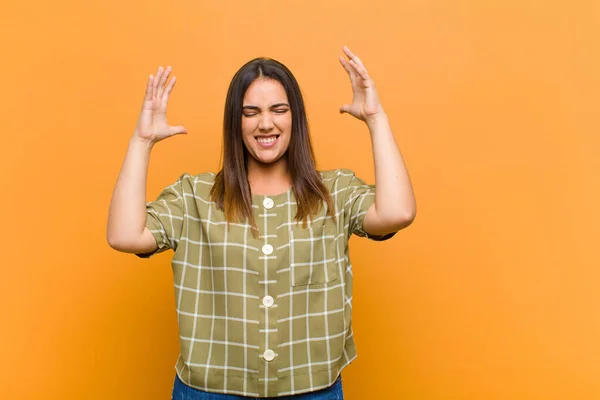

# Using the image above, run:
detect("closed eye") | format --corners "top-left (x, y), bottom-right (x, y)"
top-left (242, 108), bottom-right (289, 117)
top-left (242, 103), bottom-right (290, 116)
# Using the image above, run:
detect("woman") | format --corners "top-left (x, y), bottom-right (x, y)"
top-left (107, 46), bottom-right (416, 399)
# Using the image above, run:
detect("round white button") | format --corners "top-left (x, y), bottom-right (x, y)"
top-left (262, 296), bottom-right (274, 308)
top-left (263, 198), bottom-right (274, 209)
top-left (263, 349), bottom-right (275, 362)
top-left (262, 244), bottom-right (273, 255)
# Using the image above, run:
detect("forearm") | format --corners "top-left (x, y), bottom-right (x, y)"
top-left (106, 136), bottom-right (154, 246)
top-left (367, 113), bottom-right (416, 223)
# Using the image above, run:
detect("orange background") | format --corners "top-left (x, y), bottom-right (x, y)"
top-left (2, 0), bottom-right (599, 399)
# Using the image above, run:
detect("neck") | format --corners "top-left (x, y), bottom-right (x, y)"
top-left (247, 157), bottom-right (292, 195)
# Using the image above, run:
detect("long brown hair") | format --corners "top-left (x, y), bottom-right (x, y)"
top-left (210, 57), bottom-right (335, 233)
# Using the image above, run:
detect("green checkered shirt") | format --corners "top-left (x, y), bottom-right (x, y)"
top-left (137, 169), bottom-right (395, 397)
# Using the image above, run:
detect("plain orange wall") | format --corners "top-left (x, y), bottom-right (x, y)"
top-left (2, 0), bottom-right (599, 399)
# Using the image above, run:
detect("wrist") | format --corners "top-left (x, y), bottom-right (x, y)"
top-left (130, 134), bottom-right (155, 151)
top-left (365, 111), bottom-right (389, 129)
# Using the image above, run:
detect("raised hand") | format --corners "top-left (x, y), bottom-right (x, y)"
top-left (339, 46), bottom-right (385, 123)
top-left (134, 66), bottom-right (187, 144)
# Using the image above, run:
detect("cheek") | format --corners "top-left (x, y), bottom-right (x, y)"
top-left (278, 115), bottom-right (293, 132)
top-left (241, 119), bottom-right (254, 136)
top-left (240, 123), bottom-right (252, 148)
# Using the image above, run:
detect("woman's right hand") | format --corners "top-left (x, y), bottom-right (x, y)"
top-left (133, 66), bottom-right (187, 144)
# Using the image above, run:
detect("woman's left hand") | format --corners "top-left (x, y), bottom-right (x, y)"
top-left (339, 46), bottom-right (385, 123)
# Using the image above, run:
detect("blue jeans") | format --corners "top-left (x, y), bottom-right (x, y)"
top-left (171, 374), bottom-right (344, 400)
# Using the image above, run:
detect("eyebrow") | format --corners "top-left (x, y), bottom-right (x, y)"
top-left (242, 103), bottom-right (290, 110)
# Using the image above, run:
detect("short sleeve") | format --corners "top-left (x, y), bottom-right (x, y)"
top-left (136, 174), bottom-right (188, 258)
top-left (342, 170), bottom-right (396, 242)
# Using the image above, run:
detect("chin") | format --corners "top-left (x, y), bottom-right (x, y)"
top-left (255, 155), bottom-right (281, 165)
top-left (252, 151), bottom-right (287, 166)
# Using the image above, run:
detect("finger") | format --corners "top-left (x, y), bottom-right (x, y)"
top-left (152, 66), bottom-right (164, 99)
top-left (157, 66), bottom-right (172, 98)
top-left (342, 45), bottom-right (357, 60)
top-left (144, 74), bottom-right (154, 102)
top-left (169, 125), bottom-right (188, 136)
top-left (163, 75), bottom-right (177, 100)
top-left (349, 59), bottom-right (370, 81)
top-left (339, 104), bottom-right (352, 114)
top-left (343, 46), bottom-right (370, 76)
top-left (339, 56), bottom-right (356, 82)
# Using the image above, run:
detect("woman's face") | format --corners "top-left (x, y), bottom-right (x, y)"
top-left (241, 78), bottom-right (292, 166)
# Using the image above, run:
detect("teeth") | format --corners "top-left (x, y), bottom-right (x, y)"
top-left (257, 136), bottom-right (276, 144)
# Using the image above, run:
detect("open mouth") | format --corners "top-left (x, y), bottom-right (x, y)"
top-left (255, 135), bottom-right (280, 147)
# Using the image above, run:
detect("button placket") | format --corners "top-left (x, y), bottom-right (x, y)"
top-left (258, 195), bottom-right (279, 369)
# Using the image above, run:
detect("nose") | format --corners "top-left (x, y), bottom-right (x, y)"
top-left (258, 114), bottom-right (274, 132)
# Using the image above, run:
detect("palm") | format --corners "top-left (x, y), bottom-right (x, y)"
top-left (138, 98), bottom-right (168, 135)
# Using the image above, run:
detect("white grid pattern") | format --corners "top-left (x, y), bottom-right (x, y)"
top-left (138, 169), bottom-right (396, 397)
